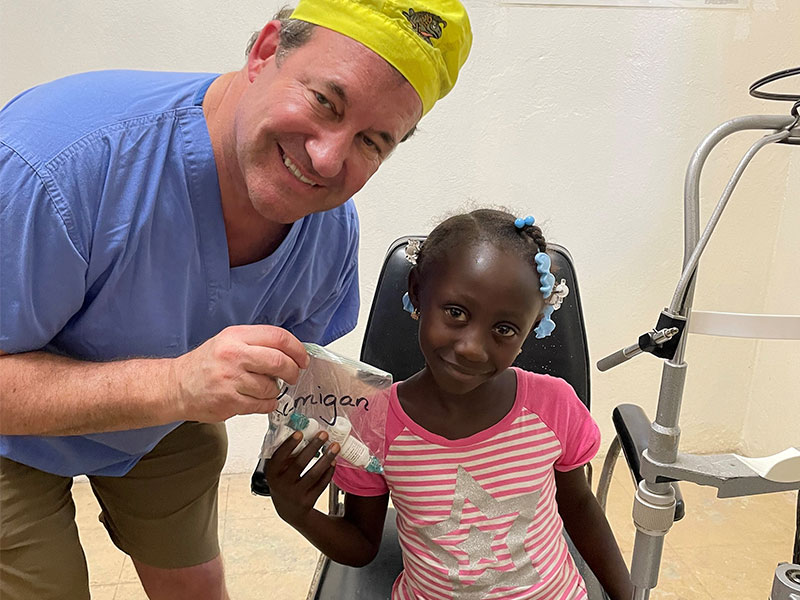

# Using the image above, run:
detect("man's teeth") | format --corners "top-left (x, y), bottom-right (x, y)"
top-left (283, 154), bottom-right (316, 186)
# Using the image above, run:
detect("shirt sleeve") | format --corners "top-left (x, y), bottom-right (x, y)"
top-left (524, 372), bottom-right (601, 472)
top-left (287, 209), bottom-right (360, 347)
top-left (0, 144), bottom-right (88, 353)
top-left (317, 253), bottom-right (360, 346)
top-left (333, 462), bottom-right (389, 497)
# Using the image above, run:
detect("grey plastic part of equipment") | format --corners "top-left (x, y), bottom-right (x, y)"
top-left (771, 563), bottom-right (800, 600)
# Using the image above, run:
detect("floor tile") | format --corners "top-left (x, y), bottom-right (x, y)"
top-left (88, 584), bottom-right (117, 600)
top-left (225, 568), bottom-right (318, 600)
top-left (220, 515), bottom-right (319, 576)
top-left (76, 525), bottom-right (126, 585)
top-left (70, 480), bottom-right (104, 530)
top-left (119, 556), bottom-right (140, 584)
top-left (624, 546), bottom-right (714, 600)
top-left (662, 485), bottom-right (795, 549)
top-left (113, 582), bottom-right (150, 600)
top-left (675, 541), bottom-right (793, 598)
top-left (224, 474), bottom-right (282, 521)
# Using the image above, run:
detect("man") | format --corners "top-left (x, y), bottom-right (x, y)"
top-left (0, 1), bottom-right (471, 598)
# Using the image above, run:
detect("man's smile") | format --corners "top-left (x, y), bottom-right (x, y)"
top-left (279, 147), bottom-right (318, 187)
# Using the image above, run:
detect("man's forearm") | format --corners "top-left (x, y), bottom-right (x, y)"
top-left (0, 351), bottom-right (179, 435)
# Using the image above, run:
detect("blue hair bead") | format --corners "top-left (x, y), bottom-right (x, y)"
top-left (535, 252), bottom-right (555, 298)
top-left (402, 292), bottom-right (415, 314)
top-left (534, 305), bottom-right (556, 339)
top-left (514, 215), bottom-right (535, 229)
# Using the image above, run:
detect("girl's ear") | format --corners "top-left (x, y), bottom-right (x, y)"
top-left (407, 268), bottom-right (421, 310)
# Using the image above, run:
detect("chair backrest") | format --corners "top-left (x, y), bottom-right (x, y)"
top-left (360, 236), bottom-right (591, 409)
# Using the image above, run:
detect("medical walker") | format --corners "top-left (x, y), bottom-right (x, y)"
top-left (597, 67), bottom-right (800, 599)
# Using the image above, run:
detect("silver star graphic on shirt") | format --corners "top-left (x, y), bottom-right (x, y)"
top-left (457, 524), bottom-right (496, 567)
top-left (417, 465), bottom-right (542, 598)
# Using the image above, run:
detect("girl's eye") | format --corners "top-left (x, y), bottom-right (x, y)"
top-left (494, 324), bottom-right (518, 338)
top-left (445, 307), bottom-right (466, 321)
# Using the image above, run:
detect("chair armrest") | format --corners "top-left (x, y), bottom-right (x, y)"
top-left (612, 404), bottom-right (685, 521)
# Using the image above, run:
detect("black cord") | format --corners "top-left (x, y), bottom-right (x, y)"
top-left (749, 67), bottom-right (800, 102)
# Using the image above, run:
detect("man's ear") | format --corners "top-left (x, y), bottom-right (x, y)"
top-left (407, 268), bottom-right (421, 310)
top-left (246, 20), bottom-right (281, 83)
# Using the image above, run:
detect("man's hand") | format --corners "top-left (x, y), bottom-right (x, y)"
top-left (266, 430), bottom-right (339, 527)
top-left (171, 325), bottom-right (310, 422)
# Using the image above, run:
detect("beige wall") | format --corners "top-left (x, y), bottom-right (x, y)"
top-left (2, 0), bottom-right (797, 473)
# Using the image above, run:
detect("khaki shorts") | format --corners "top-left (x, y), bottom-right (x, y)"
top-left (0, 421), bottom-right (227, 600)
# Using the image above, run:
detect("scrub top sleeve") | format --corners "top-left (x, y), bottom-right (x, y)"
top-left (0, 145), bottom-right (88, 354)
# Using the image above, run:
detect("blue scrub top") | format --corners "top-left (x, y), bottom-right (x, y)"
top-left (0, 70), bottom-right (360, 476)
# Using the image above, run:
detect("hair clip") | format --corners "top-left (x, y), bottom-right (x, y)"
top-left (404, 239), bottom-right (422, 265)
top-left (534, 305), bottom-right (556, 339)
top-left (402, 292), bottom-right (419, 320)
top-left (535, 280), bottom-right (569, 338)
top-left (535, 252), bottom-right (555, 298)
top-left (514, 215), bottom-right (535, 229)
top-left (547, 279), bottom-right (569, 311)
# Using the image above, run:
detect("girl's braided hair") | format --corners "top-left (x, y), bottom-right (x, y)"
top-left (414, 208), bottom-right (550, 293)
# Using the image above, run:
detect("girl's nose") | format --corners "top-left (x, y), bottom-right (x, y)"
top-left (454, 327), bottom-right (489, 363)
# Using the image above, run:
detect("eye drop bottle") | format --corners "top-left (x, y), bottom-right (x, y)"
top-left (326, 417), bottom-right (383, 474)
top-left (287, 413), bottom-right (321, 454)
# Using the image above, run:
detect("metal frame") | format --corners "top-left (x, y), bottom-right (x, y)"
top-left (598, 113), bottom-right (800, 599)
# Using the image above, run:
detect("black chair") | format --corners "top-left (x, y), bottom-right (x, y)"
top-left (253, 236), bottom-right (614, 598)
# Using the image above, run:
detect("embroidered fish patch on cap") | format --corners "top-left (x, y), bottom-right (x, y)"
top-left (402, 8), bottom-right (447, 45)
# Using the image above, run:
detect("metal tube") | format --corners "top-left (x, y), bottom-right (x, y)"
top-left (597, 343), bottom-right (641, 372)
top-left (630, 529), bottom-right (665, 594)
top-left (674, 114), bottom-right (795, 363)
top-left (596, 436), bottom-right (622, 512)
top-left (671, 128), bottom-right (790, 312)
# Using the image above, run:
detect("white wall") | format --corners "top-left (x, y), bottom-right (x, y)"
top-left (2, 0), bottom-right (797, 473)
top-left (741, 151), bottom-right (800, 457)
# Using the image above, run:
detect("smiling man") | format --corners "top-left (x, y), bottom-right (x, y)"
top-left (0, 2), bottom-right (471, 599)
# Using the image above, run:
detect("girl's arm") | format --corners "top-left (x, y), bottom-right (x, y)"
top-left (266, 431), bottom-right (390, 566)
top-left (555, 468), bottom-right (634, 600)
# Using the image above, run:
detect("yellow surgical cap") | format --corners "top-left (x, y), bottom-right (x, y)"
top-left (290, 0), bottom-right (472, 115)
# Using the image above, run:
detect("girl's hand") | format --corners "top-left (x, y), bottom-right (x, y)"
top-left (265, 430), bottom-right (339, 526)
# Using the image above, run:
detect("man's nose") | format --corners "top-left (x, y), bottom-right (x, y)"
top-left (306, 129), bottom-right (350, 179)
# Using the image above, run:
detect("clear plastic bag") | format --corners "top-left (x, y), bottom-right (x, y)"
top-left (259, 343), bottom-right (392, 472)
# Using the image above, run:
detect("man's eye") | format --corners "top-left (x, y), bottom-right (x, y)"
top-left (361, 134), bottom-right (383, 155)
top-left (315, 92), bottom-right (333, 110)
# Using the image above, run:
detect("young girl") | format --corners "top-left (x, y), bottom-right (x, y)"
top-left (266, 209), bottom-right (632, 599)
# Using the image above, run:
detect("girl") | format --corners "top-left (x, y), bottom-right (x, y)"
top-left (266, 209), bottom-right (632, 599)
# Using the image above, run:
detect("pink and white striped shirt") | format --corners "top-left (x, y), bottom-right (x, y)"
top-left (334, 368), bottom-right (601, 600)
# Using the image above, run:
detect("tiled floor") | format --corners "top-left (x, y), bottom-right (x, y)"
top-left (74, 460), bottom-right (798, 599)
